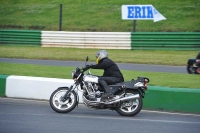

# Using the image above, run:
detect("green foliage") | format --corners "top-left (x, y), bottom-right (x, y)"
top-left (0, 0), bottom-right (199, 31)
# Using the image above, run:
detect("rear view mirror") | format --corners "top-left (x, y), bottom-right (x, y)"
top-left (86, 56), bottom-right (89, 62)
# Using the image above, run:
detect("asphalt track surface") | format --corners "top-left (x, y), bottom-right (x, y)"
top-left (0, 58), bottom-right (187, 73)
top-left (0, 58), bottom-right (198, 133)
top-left (0, 98), bottom-right (200, 133)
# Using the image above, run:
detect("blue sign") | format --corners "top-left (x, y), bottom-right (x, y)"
top-left (122, 5), bottom-right (166, 22)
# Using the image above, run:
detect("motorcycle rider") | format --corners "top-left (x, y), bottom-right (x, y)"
top-left (196, 52), bottom-right (200, 59)
top-left (196, 52), bottom-right (200, 73)
top-left (84, 50), bottom-right (124, 101)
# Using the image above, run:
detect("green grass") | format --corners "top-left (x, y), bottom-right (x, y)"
top-left (1, 45), bottom-right (199, 89)
top-left (0, 62), bottom-right (199, 89)
top-left (0, 45), bottom-right (199, 66)
top-left (0, 0), bottom-right (199, 31)
top-left (0, 1), bottom-right (199, 91)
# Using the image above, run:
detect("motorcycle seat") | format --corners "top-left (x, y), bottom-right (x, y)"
top-left (109, 80), bottom-right (137, 88)
top-left (109, 77), bottom-right (149, 88)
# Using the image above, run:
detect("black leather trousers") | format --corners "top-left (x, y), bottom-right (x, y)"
top-left (98, 76), bottom-right (120, 93)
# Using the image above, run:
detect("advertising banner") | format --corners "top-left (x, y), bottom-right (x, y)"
top-left (122, 5), bottom-right (166, 22)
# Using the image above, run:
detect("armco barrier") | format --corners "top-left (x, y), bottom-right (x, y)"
top-left (1, 29), bottom-right (199, 50)
top-left (5, 75), bottom-right (80, 101)
top-left (0, 74), bottom-right (9, 97)
top-left (41, 31), bottom-right (131, 49)
top-left (0, 30), bottom-right (41, 45)
top-left (144, 86), bottom-right (200, 113)
top-left (0, 75), bottom-right (200, 113)
top-left (131, 32), bottom-right (200, 50)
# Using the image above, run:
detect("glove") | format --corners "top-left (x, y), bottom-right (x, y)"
top-left (83, 65), bottom-right (92, 71)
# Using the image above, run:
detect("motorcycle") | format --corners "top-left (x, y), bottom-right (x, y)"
top-left (187, 58), bottom-right (200, 74)
top-left (49, 56), bottom-right (150, 116)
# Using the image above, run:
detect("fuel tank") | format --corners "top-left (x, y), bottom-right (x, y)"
top-left (83, 75), bottom-right (98, 83)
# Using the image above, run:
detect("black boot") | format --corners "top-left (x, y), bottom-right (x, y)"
top-left (101, 88), bottom-right (114, 101)
top-left (98, 79), bottom-right (114, 101)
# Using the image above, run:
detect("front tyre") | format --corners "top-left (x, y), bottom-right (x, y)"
top-left (50, 87), bottom-right (77, 113)
top-left (187, 65), bottom-right (193, 74)
top-left (116, 90), bottom-right (143, 116)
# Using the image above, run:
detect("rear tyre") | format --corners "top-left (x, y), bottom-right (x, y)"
top-left (197, 68), bottom-right (200, 74)
top-left (115, 90), bottom-right (142, 116)
top-left (50, 87), bottom-right (77, 113)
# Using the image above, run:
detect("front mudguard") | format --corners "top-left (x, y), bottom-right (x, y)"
top-left (187, 58), bottom-right (196, 65)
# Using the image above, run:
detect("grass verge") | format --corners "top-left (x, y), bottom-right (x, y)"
top-left (0, 62), bottom-right (199, 89)
top-left (0, 45), bottom-right (199, 66)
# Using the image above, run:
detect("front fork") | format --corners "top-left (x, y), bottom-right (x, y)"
top-left (60, 86), bottom-right (73, 102)
top-left (60, 81), bottom-right (79, 102)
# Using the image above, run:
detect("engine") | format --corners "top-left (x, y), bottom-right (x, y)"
top-left (82, 81), bottom-right (101, 101)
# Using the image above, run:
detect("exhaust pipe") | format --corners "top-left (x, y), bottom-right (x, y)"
top-left (105, 94), bottom-right (140, 105)
top-left (83, 94), bottom-right (140, 105)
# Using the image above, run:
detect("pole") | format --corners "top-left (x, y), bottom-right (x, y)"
top-left (133, 20), bottom-right (136, 32)
top-left (59, 4), bottom-right (62, 31)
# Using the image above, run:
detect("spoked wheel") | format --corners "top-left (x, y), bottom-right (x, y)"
top-left (50, 88), bottom-right (77, 113)
top-left (187, 65), bottom-right (194, 74)
top-left (116, 90), bottom-right (142, 116)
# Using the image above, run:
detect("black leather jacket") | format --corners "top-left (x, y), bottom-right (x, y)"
top-left (196, 52), bottom-right (200, 59)
top-left (90, 57), bottom-right (124, 82)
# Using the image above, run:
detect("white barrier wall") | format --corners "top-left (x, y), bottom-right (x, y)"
top-left (6, 76), bottom-right (83, 102)
top-left (41, 31), bottom-right (131, 49)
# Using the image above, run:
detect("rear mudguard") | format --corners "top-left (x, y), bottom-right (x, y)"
top-left (112, 86), bottom-right (145, 98)
top-left (111, 78), bottom-right (148, 98)
top-left (126, 88), bottom-right (145, 98)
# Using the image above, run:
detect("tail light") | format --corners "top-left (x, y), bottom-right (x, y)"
top-left (143, 82), bottom-right (148, 90)
top-left (196, 60), bottom-right (200, 63)
top-left (143, 79), bottom-right (149, 90)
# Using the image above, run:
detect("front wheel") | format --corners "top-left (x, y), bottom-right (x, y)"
top-left (115, 90), bottom-right (143, 116)
top-left (187, 65), bottom-right (194, 74)
top-left (50, 87), bottom-right (77, 113)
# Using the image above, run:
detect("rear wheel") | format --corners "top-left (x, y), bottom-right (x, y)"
top-left (197, 68), bottom-right (200, 74)
top-left (115, 90), bottom-right (142, 116)
top-left (50, 88), bottom-right (77, 113)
